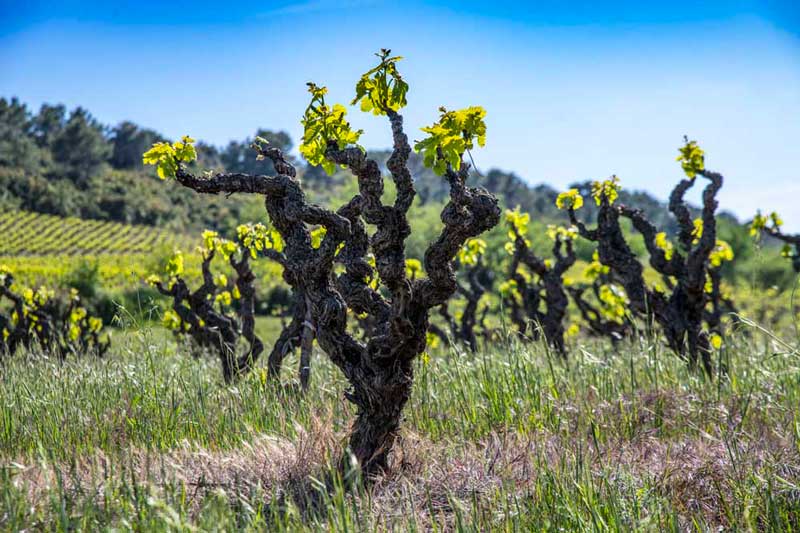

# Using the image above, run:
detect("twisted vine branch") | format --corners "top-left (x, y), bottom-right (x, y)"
top-left (566, 170), bottom-right (724, 375)
top-left (505, 227), bottom-right (576, 356)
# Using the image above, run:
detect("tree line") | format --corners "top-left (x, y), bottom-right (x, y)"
top-left (1, 95), bottom-right (747, 240)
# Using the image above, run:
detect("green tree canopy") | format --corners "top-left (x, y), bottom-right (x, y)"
top-left (32, 103), bottom-right (66, 149)
top-left (110, 121), bottom-right (164, 169)
top-left (51, 107), bottom-right (111, 187)
top-left (0, 97), bottom-right (43, 172)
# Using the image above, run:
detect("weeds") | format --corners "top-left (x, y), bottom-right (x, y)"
top-left (1, 319), bottom-right (799, 530)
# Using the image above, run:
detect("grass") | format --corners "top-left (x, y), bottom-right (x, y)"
top-left (1, 319), bottom-right (799, 531)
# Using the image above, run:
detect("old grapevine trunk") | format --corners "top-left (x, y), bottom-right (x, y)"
top-left (457, 259), bottom-right (494, 352)
top-left (325, 110), bottom-right (500, 473)
top-left (506, 225), bottom-right (576, 356)
top-left (432, 256), bottom-right (494, 353)
top-left (568, 169), bottom-right (723, 375)
top-left (152, 247), bottom-right (264, 382)
top-left (170, 110), bottom-right (499, 474)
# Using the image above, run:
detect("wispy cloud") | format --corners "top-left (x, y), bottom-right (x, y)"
top-left (259, 0), bottom-right (378, 17)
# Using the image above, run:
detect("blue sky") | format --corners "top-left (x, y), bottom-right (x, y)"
top-left (2, 1), bottom-right (799, 229)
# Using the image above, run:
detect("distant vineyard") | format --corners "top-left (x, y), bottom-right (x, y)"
top-left (0, 210), bottom-right (285, 289)
top-left (0, 211), bottom-right (199, 287)
top-left (0, 211), bottom-right (191, 256)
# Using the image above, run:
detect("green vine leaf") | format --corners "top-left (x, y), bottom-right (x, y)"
top-left (676, 137), bottom-right (705, 179)
top-left (458, 238), bottom-right (486, 266)
top-left (555, 189), bottom-right (584, 210)
top-left (655, 232), bottom-right (674, 260)
top-left (142, 136), bottom-right (197, 179)
top-left (415, 106), bottom-right (487, 176)
top-left (300, 83), bottom-right (363, 175)
top-left (591, 176), bottom-right (620, 206)
top-left (352, 49), bottom-right (408, 115)
top-left (709, 239), bottom-right (734, 267)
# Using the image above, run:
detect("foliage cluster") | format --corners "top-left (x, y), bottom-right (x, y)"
top-left (0, 265), bottom-right (109, 358)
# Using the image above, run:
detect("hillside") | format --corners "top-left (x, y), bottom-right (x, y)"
top-left (0, 210), bottom-right (191, 257)
top-left (0, 209), bottom-right (197, 290)
top-left (1, 97), bottom-right (738, 237)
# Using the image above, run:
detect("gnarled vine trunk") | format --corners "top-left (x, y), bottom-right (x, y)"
top-left (567, 170), bottom-right (723, 375)
top-left (153, 248), bottom-right (263, 382)
top-left (169, 109), bottom-right (499, 475)
top-left (0, 272), bottom-right (109, 359)
top-left (504, 227), bottom-right (576, 357)
top-left (567, 282), bottom-right (634, 343)
top-left (456, 259), bottom-right (494, 352)
top-left (430, 258), bottom-right (494, 352)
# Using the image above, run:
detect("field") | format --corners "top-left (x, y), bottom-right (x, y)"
top-left (0, 211), bottom-right (188, 257)
top-left (1, 319), bottom-right (799, 531)
top-left (2, 141), bottom-right (799, 533)
top-left (1, 181), bottom-right (799, 532)
top-left (2, 30), bottom-right (799, 532)
top-left (0, 211), bottom-right (196, 288)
